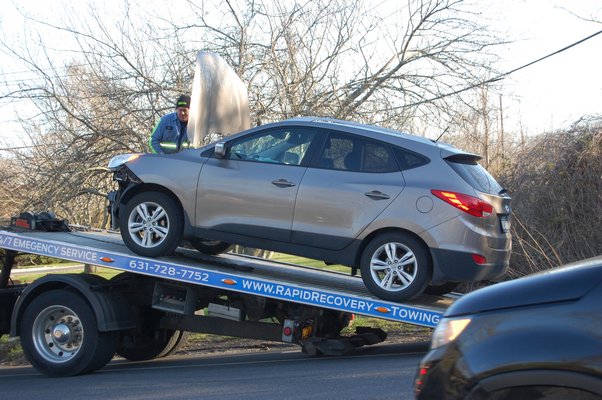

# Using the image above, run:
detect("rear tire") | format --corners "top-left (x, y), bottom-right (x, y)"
top-left (115, 297), bottom-right (189, 362)
top-left (360, 232), bottom-right (430, 302)
top-left (158, 330), bottom-right (189, 358)
top-left (120, 191), bottom-right (183, 257)
top-left (117, 328), bottom-right (189, 361)
top-left (19, 289), bottom-right (118, 377)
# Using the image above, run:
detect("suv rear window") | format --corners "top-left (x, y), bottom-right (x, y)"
top-left (446, 156), bottom-right (504, 195)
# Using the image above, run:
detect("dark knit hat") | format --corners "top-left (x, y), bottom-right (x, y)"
top-left (176, 94), bottom-right (191, 108)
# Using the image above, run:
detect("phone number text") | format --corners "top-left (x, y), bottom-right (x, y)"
top-left (128, 260), bottom-right (209, 282)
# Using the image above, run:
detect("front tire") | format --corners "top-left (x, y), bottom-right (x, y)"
top-left (360, 232), bottom-right (431, 302)
top-left (19, 289), bottom-right (118, 377)
top-left (120, 191), bottom-right (183, 257)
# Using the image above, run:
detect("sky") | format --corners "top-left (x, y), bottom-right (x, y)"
top-left (0, 0), bottom-right (601, 144)
top-left (487, 0), bottom-right (602, 133)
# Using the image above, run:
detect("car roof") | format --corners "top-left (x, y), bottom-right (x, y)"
top-left (201, 116), bottom-right (477, 159)
top-left (283, 116), bottom-right (435, 144)
top-left (284, 117), bottom-right (481, 159)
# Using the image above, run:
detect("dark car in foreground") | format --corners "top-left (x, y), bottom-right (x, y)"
top-left (107, 117), bottom-right (511, 302)
top-left (415, 256), bottom-right (602, 399)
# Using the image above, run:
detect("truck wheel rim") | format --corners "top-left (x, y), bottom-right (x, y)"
top-left (32, 305), bottom-right (84, 363)
top-left (128, 201), bottom-right (170, 248)
top-left (369, 242), bottom-right (417, 292)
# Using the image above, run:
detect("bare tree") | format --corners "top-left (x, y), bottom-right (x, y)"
top-left (182, 0), bottom-right (505, 127)
top-left (0, 0), bottom-right (506, 226)
top-left (445, 82), bottom-right (514, 174)
top-left (0, 2), bottom-right (195, 225)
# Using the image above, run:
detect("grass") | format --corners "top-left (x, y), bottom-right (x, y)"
top-left (12, 266), bottom-right (120, 284)
top-left (343, 316), bottom-right (407, 332)
top-left (269, 252), bottom-right (350, 273)
top-left (12, 261), bottom-right (81, 269)
top-left (0, 335), bottom-right (25, 366)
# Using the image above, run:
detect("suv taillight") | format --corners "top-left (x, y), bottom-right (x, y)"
top-left (431, 190), bottom-right (493, 218)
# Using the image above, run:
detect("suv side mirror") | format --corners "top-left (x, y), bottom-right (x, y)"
top-left (214, 142), bottom-right (226, 158)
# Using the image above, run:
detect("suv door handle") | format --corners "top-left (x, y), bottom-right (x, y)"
top-left (365, 191), bottom-right (390, 200)
top-left (272, 179), bottom-right (296, 188)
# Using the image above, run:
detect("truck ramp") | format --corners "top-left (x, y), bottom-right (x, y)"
top-left (0, 229), bottom-right (453, 328)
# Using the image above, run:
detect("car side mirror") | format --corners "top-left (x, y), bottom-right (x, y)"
top-left (214, 142), bottom-right (226, 158)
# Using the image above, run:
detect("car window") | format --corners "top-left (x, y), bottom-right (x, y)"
top-left (392, 147), bottom-right (430, 171)
top-left (363, 142), bottom-right (397, 172)
top-left (314, 132), bottom-right (398, 173)
top-left (446, 160), bottom-right (504, 194)
top-left (446, 158), bottom-right (505, 195)
top-left (226, 128), bottom-right (316, 165)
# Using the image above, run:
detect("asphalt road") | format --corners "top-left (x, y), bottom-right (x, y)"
top-left (0, 342), bottom-right (426, 400)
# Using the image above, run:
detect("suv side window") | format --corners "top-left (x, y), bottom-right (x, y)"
top-left (363, 142), bottom-right (397, 172)
top-left (314, 132), bottom-right (398, 173)
top-left (226, 128), bottom-right (316, 166)
top-left (392, 147), bottom-right (430, 171)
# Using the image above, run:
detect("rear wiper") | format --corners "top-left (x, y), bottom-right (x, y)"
top-left (498, 188), bottom-right (508, 196)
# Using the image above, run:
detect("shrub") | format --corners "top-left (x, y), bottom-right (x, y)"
top-left (500, 116), bottom-right (602, 277)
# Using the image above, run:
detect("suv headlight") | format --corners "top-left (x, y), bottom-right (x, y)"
top-left (108, 154), bottom-right (140, 171)
top-left (431, 316), bottom-right (471, 349)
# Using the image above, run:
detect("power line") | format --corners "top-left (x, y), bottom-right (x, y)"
top-left (498, 29), bottom-right (602, 80)
top-left (406, 29), bottom-right (602, 108)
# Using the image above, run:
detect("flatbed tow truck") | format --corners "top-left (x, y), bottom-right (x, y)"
top-left (0, 226), bottom-right (452, 377)
top-left (0, 53), bottom-right (455, 378)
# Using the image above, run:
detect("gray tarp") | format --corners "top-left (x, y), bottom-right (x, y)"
top-left (187, 51), bottom-right (251, 147)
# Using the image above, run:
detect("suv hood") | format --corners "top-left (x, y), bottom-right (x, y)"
top-left (445, 256), bottom-right (602, 317)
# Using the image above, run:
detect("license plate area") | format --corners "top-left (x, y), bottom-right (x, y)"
top-left (500, 215), bottom-right (510, 233)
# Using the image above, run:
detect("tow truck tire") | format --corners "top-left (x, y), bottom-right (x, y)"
top-left (117, 329), bottom-right (189, 361)
top-left (19, 289), bottom-right (118, 377)
top-left (157, 330), bottom-right (189, 358)
top-left (120, 191), bottom-right (183, 257)
top-left (189, 238), bottom-right (233, 255)
top-left (360, 232), bottom-right (430, 302)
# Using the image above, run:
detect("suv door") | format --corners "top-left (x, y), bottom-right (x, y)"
top-left (196, 127), bottom-right (316, 242)
top-left (292, 131), bottom-right (405, 250)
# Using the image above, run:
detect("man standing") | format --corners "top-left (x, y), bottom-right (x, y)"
top-left (148, 94), bottom-right (191, 154)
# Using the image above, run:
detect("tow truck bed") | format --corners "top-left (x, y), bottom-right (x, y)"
top-left (0, 229), bottom-right (450, 328)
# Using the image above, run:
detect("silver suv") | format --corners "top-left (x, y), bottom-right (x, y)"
top-left (107, 117), bottom-right (512, 302)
